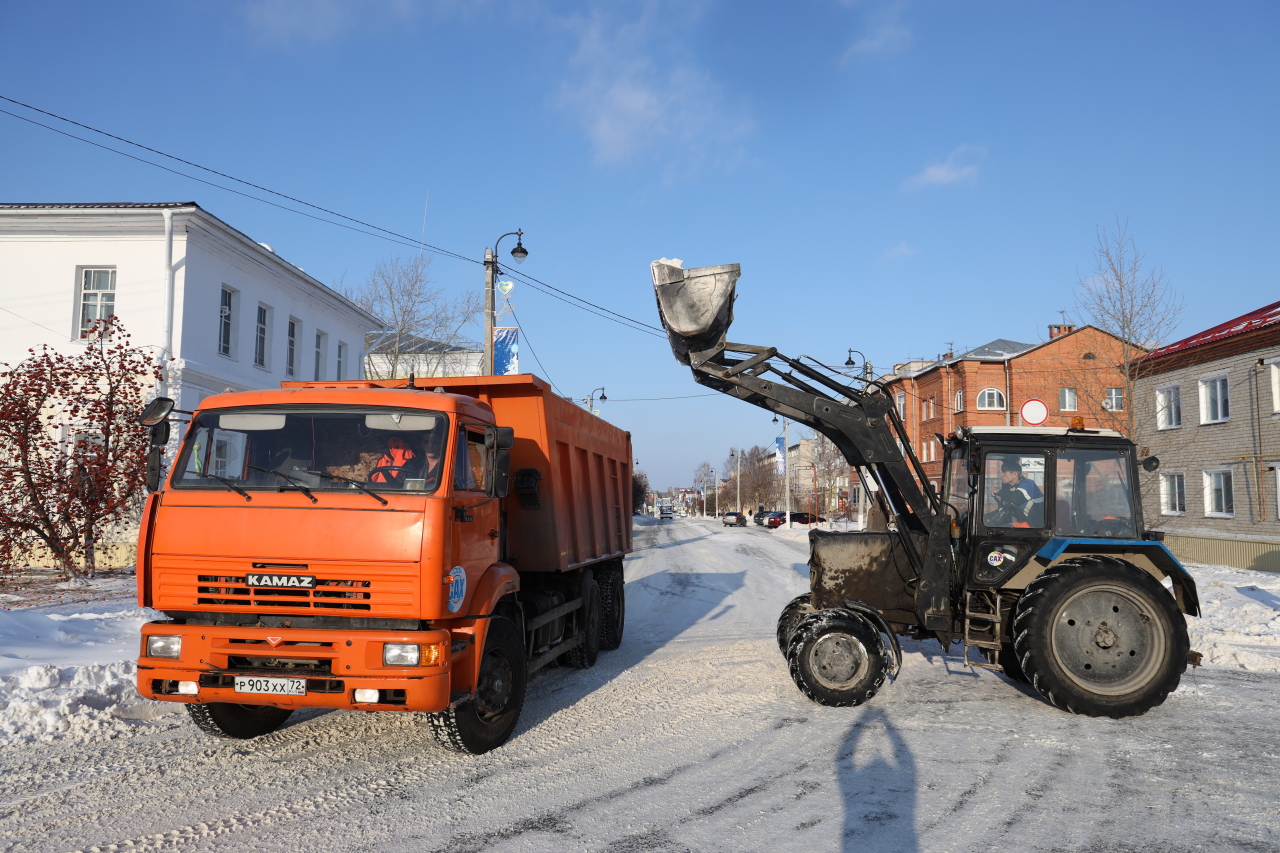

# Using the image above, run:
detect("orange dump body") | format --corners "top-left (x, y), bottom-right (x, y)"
top-left (136, 374), bottom-right (632, 715)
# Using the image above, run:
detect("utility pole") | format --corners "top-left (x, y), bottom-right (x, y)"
top-left (784, 419), bottom-right (791, 529)
top-left (712, 468), bottom-right (718, 517)
top-left (732, 450), bottom-right (741, 514)
top-left (483, 247), bottom-right (496, 375)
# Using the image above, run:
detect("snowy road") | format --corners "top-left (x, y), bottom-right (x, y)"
top-left (3, 516), bottom-right (1280, 852)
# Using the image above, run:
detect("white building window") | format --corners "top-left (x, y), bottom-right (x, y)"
top-left (1204, 469), bottom-right (1234, 517)
top-left (895, 392), bottom-right (906, 418)
top-left (1200, 374), bottom-right (1229, 423)
top-left (1160, 473), bottom-right (1185, 515)
top-left (337, 342), bottom-right (348, 381)
top-left (286, 319), bottom-right (298, 377)
top-left (1266, 358), bottom-right (1280, 413)
top-left (1156, 385), bottom-right (1182, 429)
top-left (1059, 388), bottom-right (1077, 411)
top-left (78, 268), bottom-right (116, 339)
top-left (218, 287), bottom-right (237, 358)
top-left (954, 390), bottom-right (963, 412)
top-left (1103, 388), bottom-right (1125, 412)
top-left (254, 305), bottom-right (271, 368)
top-left (977, 388), bottom-right (1005, 410)
top-left (314, 331), bottom-right (327, 381)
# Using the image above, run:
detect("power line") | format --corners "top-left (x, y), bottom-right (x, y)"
top-left (601, 393), bottom-right (719, 401)
top-left (0, 95), bottom-right (665, 339)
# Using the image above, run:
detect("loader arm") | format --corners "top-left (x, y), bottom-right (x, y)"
top-left (651, 260), bottom-right (955, 631)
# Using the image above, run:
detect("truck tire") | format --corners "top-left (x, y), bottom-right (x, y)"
top-left (428, 617), bottom-right (526, 754)
top-left (1011, 556), bottom-right (1189, 718)
top-left (786, 609), bottom-right (889, 707)
top-left (565, 579), bottom-right (602, 668)
top-left (597, 568), bottom-right (625, 651)
top-left (776, 593), bottom-right (813, 658)
top-left (186, 702), bottom-right (292, 739)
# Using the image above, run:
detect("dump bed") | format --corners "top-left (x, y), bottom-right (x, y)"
top-left (426, 374), bottom-right (633, 574)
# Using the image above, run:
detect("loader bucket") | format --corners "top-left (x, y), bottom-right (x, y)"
top-left (651, 259), bottom-right (740, 365)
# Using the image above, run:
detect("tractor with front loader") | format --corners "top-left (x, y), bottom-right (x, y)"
top-left (651, 259), bottom-right (1197, 718)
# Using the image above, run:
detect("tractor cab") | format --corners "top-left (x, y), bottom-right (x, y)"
top-left (943, 426), bottom-right (1142, 589)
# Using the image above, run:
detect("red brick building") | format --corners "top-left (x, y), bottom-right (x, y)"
top-left (878, 324), bottom-right (1139, 492)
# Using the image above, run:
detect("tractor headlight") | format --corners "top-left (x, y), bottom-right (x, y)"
top-left (383, 643), bottom-right (420, 666)
top-left (146, 635), bottom-right (182, 658)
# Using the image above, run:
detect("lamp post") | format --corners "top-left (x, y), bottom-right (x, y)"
top-left (484, 230), bottom-right (529, 375)
top-left (730, 449), bottom-right (741, 514)
top-left (585, 387), bottom-right (607, 412)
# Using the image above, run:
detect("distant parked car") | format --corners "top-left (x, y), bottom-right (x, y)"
top-left (722, 512), bottom-right (747, 527)
top-left (765, 512), bottom-right (787, 528)
top-left (753, 510), bottom-right (773, 525)
top-left (788, 512), bottom-right (827, 525)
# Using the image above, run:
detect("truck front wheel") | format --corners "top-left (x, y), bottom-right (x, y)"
top-left (1012, 557), bottom-right (1189, 718)
top-left (428, 617), bottom-right (527, 754)
top-left (786, 609), bottom-right (889, 707)
top-left (187, 702), bottom-right (292, 739)
top-left (597, 568), bottom-right (625, 651)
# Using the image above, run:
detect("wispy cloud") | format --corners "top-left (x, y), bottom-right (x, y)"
top-left (883, 241), bottom-right (917, 260)
top-left (840, 1), bottom-right (911, 65)
top-left (239, 0), bottom-right (420, 46)
top-left (556, 4), bottom-right (754, 180)
top-left (903, 146), bottom-right (984, 190)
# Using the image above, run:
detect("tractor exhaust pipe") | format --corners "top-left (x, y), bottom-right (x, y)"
top-left (651, 259), bottom-right (741, 365)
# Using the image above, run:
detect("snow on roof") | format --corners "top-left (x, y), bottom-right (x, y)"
top-left (1141, 300), bottom-right (1280, 362)
top-left (0, 202), bottom-right (198, 209)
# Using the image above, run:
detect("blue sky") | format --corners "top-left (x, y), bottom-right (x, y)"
top-left (2, 1), bottom-right (1277, 491)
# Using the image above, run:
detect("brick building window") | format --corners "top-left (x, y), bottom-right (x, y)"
top-left (977, 388), bottom-right (1005, 410)
top-left (1103, 388), bottom-right (1124, 411)
top-left (895, 393), bottom-right (906, 418)
top-left (1204, 469), bottom-right (1234, 517)
top-left (1200, 375), bottom-right (1229, 423)
top-left (1059, 388), bottom-right (1077, 411)
top-left (954, 390), bottom-right (963, 412)
top-left (1156, 386), bottom-right (1181, 429)
top-left (1161, 473), bottom-right (1185, 515)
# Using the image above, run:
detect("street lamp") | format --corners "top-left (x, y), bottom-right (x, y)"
top-left (484, 230), bottom-right (529, 375)
top-left (585, 386), bottom-right (606, 412)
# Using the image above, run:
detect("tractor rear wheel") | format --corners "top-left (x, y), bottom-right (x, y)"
top-left (1012, 557), bottom-right (1188, 718)
top-left (776, 593), bottom-right (813, 658)
top-left (786, 609), bottom-right (889, 707)
top-left (187, 702), bottom-right (292, 739)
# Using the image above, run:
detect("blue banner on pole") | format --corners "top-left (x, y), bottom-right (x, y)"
top-left (775, 436), bottom-right (786, 476)
top-left (494, 327), bottom-right (519, 375)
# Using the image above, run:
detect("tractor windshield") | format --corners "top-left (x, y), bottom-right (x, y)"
top-left (1054, 448), bottom-right (1136, 539)
top-left (172, 407), bottom-right (450, 493)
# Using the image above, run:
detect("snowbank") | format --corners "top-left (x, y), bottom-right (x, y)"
top-left (1184, 562), bottom-right (1280, 672)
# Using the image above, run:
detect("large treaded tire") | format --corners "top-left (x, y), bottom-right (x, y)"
top-left (786, 608), bottom-right (889, 707)
top-left (565, 578), bottom-right (602, 669)
top-left (186, 702), bottom-right (293, 739)
top-left (1011, 556), bottom-right (1189, 718)
top-left (597, 568), bottom-right (625, 651)
top-left (428, 617), bottom-right (526, 754)
top-left (776, 593), bottom-right (813, 658)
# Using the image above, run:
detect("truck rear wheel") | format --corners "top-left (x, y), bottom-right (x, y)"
top-left (597, 568), bottom-right (625, 651)
top-left (186, 702), bottom-right (293, 739)
top-left (776, 593), bottom-right (812, 658)
top-left (1012, 557), bottom-right (1188, 718)
top-left (786, 609), bottom-right (889, 707)
top-left (565, 579), bottom-right (602, 668)
top-left (428, 617), bottom-right (527, 754)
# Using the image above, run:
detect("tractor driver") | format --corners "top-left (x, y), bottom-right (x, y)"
top-left (992, 457), bottom-right (1044, 527)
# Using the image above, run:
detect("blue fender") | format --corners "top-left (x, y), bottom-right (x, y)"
top-left (1035, 538), bottom-right (1200, 617)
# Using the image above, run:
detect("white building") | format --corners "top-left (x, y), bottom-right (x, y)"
top-left (0, 202), bottom-right (381, 413)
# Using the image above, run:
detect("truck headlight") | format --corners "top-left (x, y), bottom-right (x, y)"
top-left (383, 643), bottom-right (420, 666)
top-left (146, 635), bottom-right (182, 658)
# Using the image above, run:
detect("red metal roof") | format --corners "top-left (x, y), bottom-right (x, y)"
top-left (1141, 300), bottom-right (1280, 361)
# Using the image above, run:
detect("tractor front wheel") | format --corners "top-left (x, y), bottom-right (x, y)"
top-left (776, 593), bottom-right (813, 658)
top-left (1012, 557), bottom-right (1188, 718)
top-left (786, 609), bottom-right (889, 707)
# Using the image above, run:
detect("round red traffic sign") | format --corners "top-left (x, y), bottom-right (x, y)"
top-left (1020, 398), bottom-right (1048, 426)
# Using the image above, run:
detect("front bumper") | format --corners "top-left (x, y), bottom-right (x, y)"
top-left (137, 622), bottom-right (454, 713)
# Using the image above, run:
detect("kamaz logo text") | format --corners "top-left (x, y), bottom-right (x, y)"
top-left (246, 574), bottom-right (317, 589)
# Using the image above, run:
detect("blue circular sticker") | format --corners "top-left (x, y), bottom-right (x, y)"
top-left (447, 566), bottom-right (467, 613)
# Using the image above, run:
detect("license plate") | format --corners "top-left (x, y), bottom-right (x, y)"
top-left (233, 676), bottom-right (306, 696)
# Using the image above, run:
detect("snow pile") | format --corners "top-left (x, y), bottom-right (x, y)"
top-left (1185, 562), bottom-right (1280, 673)
top-left (0, 603), bottom-right (183, 744)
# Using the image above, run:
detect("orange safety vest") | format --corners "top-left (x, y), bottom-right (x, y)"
top-left (371, 438), bottom-right (416, 482)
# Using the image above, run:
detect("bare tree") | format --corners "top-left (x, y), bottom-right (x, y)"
top-left (631, 468), bottom-right (650, 514)
top-left (692, 461), bottom-right (713, 514)
top-left (342, 255), bottom-right (484, 379)
top-left (1072, 220), bottom-right (1184, 440)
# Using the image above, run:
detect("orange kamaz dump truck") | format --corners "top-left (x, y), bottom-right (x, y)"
top-left (135, 374), bottom-right (631, 754)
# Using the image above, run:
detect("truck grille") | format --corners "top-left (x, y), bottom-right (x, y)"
top-left (225, 656), bottom-right (333, 674)
top-left (195, 576), bottom-right (374, 611)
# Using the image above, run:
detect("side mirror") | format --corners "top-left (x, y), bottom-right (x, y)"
top-left (149, 420), bottom-right (170, 447)
top-left (139, 397), bottom-right (175, 426)
top-left (484, 425), bottom-right (515, 450)
top-left (486, 449), bottom-right (511, 498)
top-left (145, 447), bottom-right (163, 492)
top-left (1141, 456), bottom-right (1161, 472)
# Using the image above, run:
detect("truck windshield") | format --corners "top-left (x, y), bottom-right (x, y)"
top-left (173, 407), bottom-right (450, 494)
top-left (1054, 448), bottom-right (1136, 538)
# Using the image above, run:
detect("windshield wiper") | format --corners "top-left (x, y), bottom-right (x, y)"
top-left (248, 465), bottom-right (319, 504)
top-left (301, 470), bottom-right (389, 506)
top-left (203, 473), bottom-right (252, 502)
